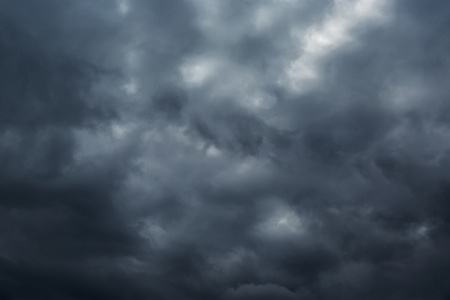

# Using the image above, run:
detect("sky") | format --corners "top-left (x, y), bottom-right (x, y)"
top-left (1, 0), bottom-right (450, 299)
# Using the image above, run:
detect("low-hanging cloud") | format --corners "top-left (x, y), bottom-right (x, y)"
top-left (1, 0), bottom-right (450, 299)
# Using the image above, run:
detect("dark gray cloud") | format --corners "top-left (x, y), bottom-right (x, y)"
top-left (1, 0), bottom-right (450, 299)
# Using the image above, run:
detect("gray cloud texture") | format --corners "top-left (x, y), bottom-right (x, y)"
top-left (1, 0), bottom-right (450, 299)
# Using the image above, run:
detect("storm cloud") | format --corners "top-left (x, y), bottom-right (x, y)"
top-left (1, 0), bottom-right (450, 299)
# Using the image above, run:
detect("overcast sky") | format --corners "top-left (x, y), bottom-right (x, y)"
top-left (1, 0), bottom-right (450, 299)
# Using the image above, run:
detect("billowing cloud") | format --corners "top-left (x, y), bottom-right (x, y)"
top-left (1, 0), bottom-right (450, 299)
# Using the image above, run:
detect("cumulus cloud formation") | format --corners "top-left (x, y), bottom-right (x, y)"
top-left (1, 0), bottom-right (450, 299)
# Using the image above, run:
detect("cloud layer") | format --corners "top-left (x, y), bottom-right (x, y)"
top-left (1, 0), bottom-right (450, 299)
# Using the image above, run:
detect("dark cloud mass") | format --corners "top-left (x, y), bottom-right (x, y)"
top-left (1, 0), bottom-right (450, 299)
